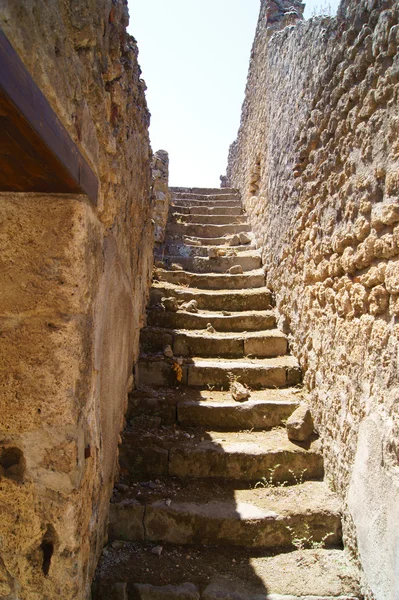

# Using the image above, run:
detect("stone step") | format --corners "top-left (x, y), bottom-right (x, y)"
top-left (150, 284), bottom-right (273, 311)
top-left (169, 213), bottom-right (248, 226)
top-left (171, 200), bottom-right (242, 210)
top-left (171, 194), bottom-right (239, 203)
top-left (140, 327), bottom-right (288, 358)
top-left (174, 234), bottom-right (248, 246)
top-left (146, 308), bottom-right (276, 332)
top-left (119, 427), bottom-right (323, 481)
top-left (127, 388), bottom-right (301, 429)
top-left (93, 544), bottom-right (361, 600)
top-left (161, 254), bottom-right (262, 274)
top-left (166, 222), bottom-right (251, 238)
top-left (156, 243), bottom-right (256, 258)
top-left (170, 186), bottom-right (238, 196)
top-left (109, 480), bottom-right (342, 549)
top-left (137, 355), bottom-right (301, 389)
top-left (154, 268), bottom-right (266, 289)
top-left (177, 389), bottom-right (300, 429)
top-left (170, 205), bottom-right (244, 216)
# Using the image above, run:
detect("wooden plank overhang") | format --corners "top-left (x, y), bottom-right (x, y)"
top-left (0, 28), bottom-right (99, 204)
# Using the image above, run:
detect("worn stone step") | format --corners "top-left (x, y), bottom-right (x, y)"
top-left (141, 328), bottom-right (288, 358)
top-left (93, 544), bottom-right (361, 600)
top-left (157, 243), bottom-right (256, 258)
top-left (166, 234), bottom-right (248, 246)
top-left (127, 388), bottom-right (301, 429)
top-left (119, 427), bottom-right (322, 481)
top-left (187, 356), bottom-right (300, 389)
top-left (137, 355), bottom-right (300, 390)
top-left (150, 284), bottom-right (274, 311)
top-left (109, 480), bottom-right (342, 549)
top-left (136, 355), bottom-right (300, 388)
top-left (169, 213), bottom-right (248, 226)
top-left (171, 194), bottom-right (239, 203)
top-left (154, 268), bottom-right (266, 289)
top-left (171, 186), bottom-right (238, 196)
top-left (177, 389), bottom-right (300, 429)
top-left (162, 254), bottom-right (261, 274)
top-left (147, 308), bottom-right (276, 333)
top-left (175, 234), bottom-right (249, 246)
top-left (170, 200), bottom-right (242, 211)
top-left (170, 205), bottom-right (244, 216)
top-left (137, 356), bottom-right (300, 390)
top-left (166, 222), bottom-right (251, 238)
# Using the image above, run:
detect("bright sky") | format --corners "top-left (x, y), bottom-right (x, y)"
top-left (127, 1), bottom-right (340, 187)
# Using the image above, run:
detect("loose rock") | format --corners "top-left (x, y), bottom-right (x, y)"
top-left (231, 381), bottom-right (251, 402)
top-left (184, 237), bottom-right (202, 247)
top-left (286, 404), bottom-right (314, 441)
top-left (239, 232), bottom-right (251, 245)
top-left (206, 323), bottom-right (216, 333)
top-left (170, 263), bottom-right (184, 271)
top-left (161, 297), bottom-right (179, 312)
top-left (163, 345), bottom-right (174, 358)
top-left (229, 234), bottom-right (240, 246)
top-left (151, 545), bottom-right (163, 557)
top-left (180, 300), bottom-right (199, 313)
top-left (228, 265), bottom-right (243, 275)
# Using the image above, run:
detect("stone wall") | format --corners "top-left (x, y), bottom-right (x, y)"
top-left (151, 150), bottom-right (171, 244)
top-left (227, 1), bottom-right (399, 599)
top-left (0, 2), bottom-right (153, 598)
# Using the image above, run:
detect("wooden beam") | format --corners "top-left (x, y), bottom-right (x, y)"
top-left (0, 28), bottom-right (99, 204)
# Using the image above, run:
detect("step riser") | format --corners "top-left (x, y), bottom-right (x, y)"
top-left (149, 287), bottom-right (274, 311)
top-left (166, 223), bottom-right (251, 238)
top-left (155, 270), bottom-right (266, 289)
top-left (126, 393), bottom-right (300, 430)
top-left (119, 442), bottom-right (323, 481)
top-left (172, 194), bottom-right (241, 201)
top-left (162, 256), bottom-right (262, 274)
top-left (156, 244), bottom-right (256, 258)
top-left (140, 329), bottom-right (288, 358)
top-left (177, 400), bottom-right (299, 429)
top-left (168, 235), bottom-right (249, 246)
top-left (170, 214), bottom-right (248, 225)
top-left (109, 503), bottom-right (341, 549)
top-left (137, 360), bottom-right (301, 389)
top-left (171, 199), bottom-right (242, 208)
top-left (187, 364), bottom-right (301, 389)
top-left (169, 448), bottom-right (323, 481)
top-left (146, 310), bottom-right (276, 332)
top-left (171, 187), bottom-right (238, 195)
top-left (170, 205), bottom-right (243, 216)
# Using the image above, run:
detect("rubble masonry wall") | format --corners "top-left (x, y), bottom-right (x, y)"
top-left (227, 1), bottom-right (399, 598)
top-left (0, 1), bottom-right (153, 598)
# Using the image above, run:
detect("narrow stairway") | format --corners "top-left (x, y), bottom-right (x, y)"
top-left (93, 188), bottom-right (361, 600)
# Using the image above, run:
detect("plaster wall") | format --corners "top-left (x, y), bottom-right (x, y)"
top-left (227, 1), bottom-right (399, 598)
top-left (0, 1), bottom-right (153, 598)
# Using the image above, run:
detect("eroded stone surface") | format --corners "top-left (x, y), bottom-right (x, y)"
top-left (226, 1), bottom-right (399, 597)
top-left (0, 0), bottom-right (153, 596)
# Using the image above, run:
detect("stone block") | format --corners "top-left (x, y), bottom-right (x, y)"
top-left (286, 405), bottom-right (314, 442)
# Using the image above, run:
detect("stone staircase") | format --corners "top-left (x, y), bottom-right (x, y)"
top-left (92, 188), bottom-right (361, 600)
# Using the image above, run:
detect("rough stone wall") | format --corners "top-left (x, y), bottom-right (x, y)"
top-left (0, 2), bottom-right (153, 598)
top-left (151, 150), bottom-right (171, 244)
top-left (227, 2), bottom-right (399, 599)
